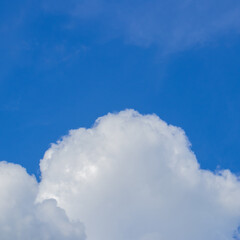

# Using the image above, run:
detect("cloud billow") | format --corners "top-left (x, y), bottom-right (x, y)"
top-left (38, 110), bottom-right (240, 240)
top-left (0, 162), bottom-right (85, 240)
top-left (1, 110), bottom-right (240, 239)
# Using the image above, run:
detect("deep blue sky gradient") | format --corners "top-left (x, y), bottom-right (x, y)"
top-left (1, 0), bottom-right (240, 178)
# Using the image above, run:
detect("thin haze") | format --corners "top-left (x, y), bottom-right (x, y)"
top-left (42, 0), bottom-right (240, 52)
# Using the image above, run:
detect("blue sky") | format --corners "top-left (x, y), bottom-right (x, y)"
top-left (1, 0), bottom-right (240, 178)
top-left (2, 1), bottom-right (240, 239)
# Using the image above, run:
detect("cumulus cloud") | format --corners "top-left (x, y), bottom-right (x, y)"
top-left (0, 162), bottom-right (85, 240)
top-left (1, 109), bottom-right (240, 239)
top-left (36, 110), bottom-right (240, 240)
top-left (42, 0), bottom-right (240, 53)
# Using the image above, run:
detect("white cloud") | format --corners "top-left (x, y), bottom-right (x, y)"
top-left (0, 162), bottom-right (85, 240)
top-left (36, 110), bottom-right (240, 240)
top-left (1, 110), bottom-right (240, 239)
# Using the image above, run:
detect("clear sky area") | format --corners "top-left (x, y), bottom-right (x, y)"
top-left (1, 0), bottom-right (240, 177)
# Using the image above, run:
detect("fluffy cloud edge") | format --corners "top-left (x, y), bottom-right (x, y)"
top-left (0, 161), bottom-right (85, 240)
top-left (38, 109), bottom-right (240, 240)
top-left (1, 109), bottom-right (240, 240)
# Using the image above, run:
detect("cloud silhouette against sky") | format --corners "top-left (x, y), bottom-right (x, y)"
top-left (1, 110), bottom-right (239, 239)
top-left (36, 110), bottom-right (240, 240)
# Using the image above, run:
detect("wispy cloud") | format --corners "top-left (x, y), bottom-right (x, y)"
top-left (42, 0), bottom-right (240, 53)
